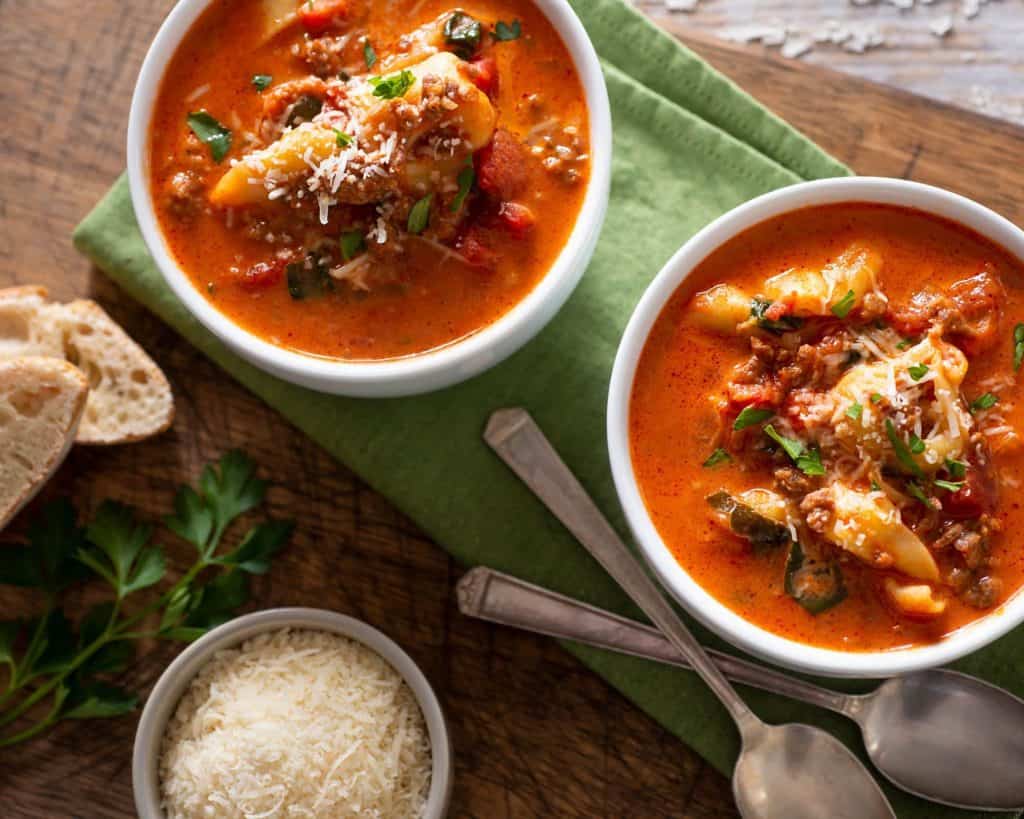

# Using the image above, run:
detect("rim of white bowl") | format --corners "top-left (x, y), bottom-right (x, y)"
top-left (132, 608), bottom-right (453, 818)
top-left (608, 177), bottom-right (1024, 678)
top-left (126, 0), bottom-right (611, 398)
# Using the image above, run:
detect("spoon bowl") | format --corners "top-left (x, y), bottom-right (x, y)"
top-left (734, 723), bottom-right (894, 819)
top-left (855, 669), bottom-right (1024, 811)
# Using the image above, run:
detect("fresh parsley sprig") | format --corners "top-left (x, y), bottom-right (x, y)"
top-left (0, 451), bottom-right (293, 747)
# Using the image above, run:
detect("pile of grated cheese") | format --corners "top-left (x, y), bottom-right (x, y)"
top-left (159, 628), bottom-right (432, 819)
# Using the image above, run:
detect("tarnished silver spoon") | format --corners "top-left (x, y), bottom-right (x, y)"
top-left (458, 566), bottom-right (1024, 812)
top-left (484, 408), bottom-right (895, 819)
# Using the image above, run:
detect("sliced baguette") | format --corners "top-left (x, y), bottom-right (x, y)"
top-left (0, 357), bottom-right (88, 530)
top-left (48, 300), bottom-right (175, 444)
top-left (0, 286), bottom-right (63, 360)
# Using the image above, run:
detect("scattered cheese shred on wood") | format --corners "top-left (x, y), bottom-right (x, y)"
top-left (159, 628), bottom-right (432, 819)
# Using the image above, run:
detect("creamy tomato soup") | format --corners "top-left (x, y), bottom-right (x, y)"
top-left (150, 0), bottom-right (590, 359)
top-left (630, 203), bottom-right (1024, 651)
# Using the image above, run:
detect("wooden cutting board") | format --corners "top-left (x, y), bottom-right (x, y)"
top-left (2, 2), bottom-right (1023, 815)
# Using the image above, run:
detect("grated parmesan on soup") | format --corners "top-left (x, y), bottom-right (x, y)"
top-left (159, 628), bottom-right (431, 819)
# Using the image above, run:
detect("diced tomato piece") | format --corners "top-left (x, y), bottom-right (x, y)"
top-left (298, 0), bottom-right (349, 34)
top-left (468, 57), bottom-right (499, 96)
top-left (763, 300), bottom-right (791, 322)
top-left (239, 259), bottom-right (286, 290)
top-left (942, 469), bottom-right (996, 520)
top-left (457, 231), bottom-right (497, 271)
top-left (498, 202), bottom-right (535, 239)
top-left (475, 129), bottom-right (527, 201)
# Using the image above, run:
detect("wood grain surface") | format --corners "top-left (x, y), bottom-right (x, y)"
top-left (2, 0), bottom-right (1024, 816)
top-left (636, 0), bottom-right (1024, 125)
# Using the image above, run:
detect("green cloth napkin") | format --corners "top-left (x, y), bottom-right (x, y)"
top-left (74, 1), bottom-right (1022, 815)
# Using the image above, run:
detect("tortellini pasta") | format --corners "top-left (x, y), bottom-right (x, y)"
top-left (820, 484), bottom-right (939, 582)
top-left (763, 243), bottom-right (883, 317)
top-left (831, 332), bottom-right (971, 470)
top-left (690, 284), bottom-right (752, 334)
top-left (883, 578), bottom-right (947, 618)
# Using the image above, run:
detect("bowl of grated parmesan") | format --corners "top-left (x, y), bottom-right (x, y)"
top-left (133, 608), bottom-right (451, 819)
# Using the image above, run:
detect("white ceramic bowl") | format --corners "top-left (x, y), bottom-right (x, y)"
top-left (608, 177), bottom-right (1024, 679)
top-left (127, 0), bottom-right (611, 397)
top-left (133, 608), bottom-right (453, 818)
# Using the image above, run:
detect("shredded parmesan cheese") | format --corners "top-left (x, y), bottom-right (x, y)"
top-left (159, 629), bottom-right (432, 819)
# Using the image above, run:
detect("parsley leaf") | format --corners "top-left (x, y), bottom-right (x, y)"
top-left (896, 337), bottom-right (916, 351)
top-left (934, 479), bottom-right (965, 492)
top-left (363, 39), bottom-right (376, 69)
top-left (251, 74), bottom-right (272, 92)
top-left (908, 433), bottom-right (925, 455)
top-left (340, 230), bottom-right (365, 261)
top-left (492, 19), bottom-right (522, 40)
top-left (78, 502), bottom-right (165, 598)
top-left (870, 480), bottom-right (882, 491)
top-left (906, 481), bottom-right (936, 509)
top-left (885, 419), bottom-right (924, 478)
top-left (870, 392), bottom-right (883, 404)
top-left (1016, 323), bottom-right (1024, 372)
top-left (733, 406), bottom-right (774, 431)
top-left (945, 458), bottom-right (967, 479)
top-left (186, 110), bottom-right (232, 163)
top-left (702, 448), bottom-right (732, 468)
top-left (333, 128), bottom-right (352, 147)
top-left (846, 402), bottom-right (863, 421)
top-left (970, 392), bottom-right (999, 412)
top-left (450, 164), bottom-right (474, 212)
top-left (764, 424), bottom-right (804, 461)
top-left (796, 448), bottom-right (826, 476)
top-left (831, 289), bottom-right (856, 319)
top-left (369, 70), bottom-right (414, 100)
top-left (407, 194), bottom-right (433, 234)
top-left (908, 363), bottom-right (929, 381)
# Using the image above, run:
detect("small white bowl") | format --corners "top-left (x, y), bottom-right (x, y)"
top-left (608, 177), bottom-right (1024, 679)
top-left (126, 0), bottom-right (611, 397)
top-left (133, 608), bottom-right (453, 818)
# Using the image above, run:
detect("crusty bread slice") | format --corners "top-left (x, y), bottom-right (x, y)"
top-left (0, 357), bottom-right (88, 530)
top-left (0, 286), bottom-right (63, 360)
top-left (48, 300), bottom-right (175, 445)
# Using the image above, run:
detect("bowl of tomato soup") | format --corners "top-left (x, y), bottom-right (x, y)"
top-left (128, 0), bottom-right (610, 396)
top-left (608, 177), bottom-right (1024, 677)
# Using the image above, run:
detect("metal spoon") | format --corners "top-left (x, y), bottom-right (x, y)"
top-left (484, 408), bottom-right (896, 819)
top-left (458, 566), bottom-right (1024, 812)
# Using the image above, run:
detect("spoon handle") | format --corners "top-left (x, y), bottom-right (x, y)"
top-left (457, 567), bottom-right (853, 715)
top-left (484, 408), bottom-right (756, 728)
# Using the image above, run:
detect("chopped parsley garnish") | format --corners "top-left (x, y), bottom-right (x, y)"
top-left (970, 392), bottom-right (999, 412)
top-left (251, 74), bottom-right (273, 92)
top-left (702, 448), bottom-right (732, 468)
top-left (870, 392), bottom-right (883, 404)
top-left (796, 448), bottom-right (826, 476)
top-left (908, 363), bottom-right (929, 381)
top-left (1014, 323), bottom-right (1024, 372)
top-left (750, 298), bottom-right (803, 334)
top-left (831, 289), bottom-right (856, 319)
top-left (906, 481), bottom-right (936, 509)
top-left (934, 479), bottom-right (965, 492)
top-left (846, 402), bottom-right (863, 421)
top-left (733, 406), bottom-right (774, 431)
top-left (407, 194), bottom-right (433, 235)
top-left (492, 19), bottom-right (522, 41)
top-left (333, 128), bottom-right (352, 147)
top-left (339, 230), bottom-right (365, 261)
top-left (896, 337), bottom-right (916, 351)
top-left (764, 425), bottom-right (804, 461)
top-left (885, 419), bottom-right (923, 478)
top-left (870, 480), bottom-right (882, 491)
top-left (450, 163), bottom-right (474, 212)
top-left (186, 110), bottom-right (232, 163)
top-left (369, 70), bottom-right (414, 100)
top-left (908, 432), bottom-right (926, 454)
top-left (444, 11), bottom-right (482, 58)
top-left (363, 39), bottom-right (377, 69)
top-left (945, 458), bottom-right (967, 479)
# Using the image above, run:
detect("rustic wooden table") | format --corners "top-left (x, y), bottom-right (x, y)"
top-left (2, 0), bottom-right (1024, 816)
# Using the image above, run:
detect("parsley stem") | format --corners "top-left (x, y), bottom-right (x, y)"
top-left (0, 694), bottom-right (62, 748)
